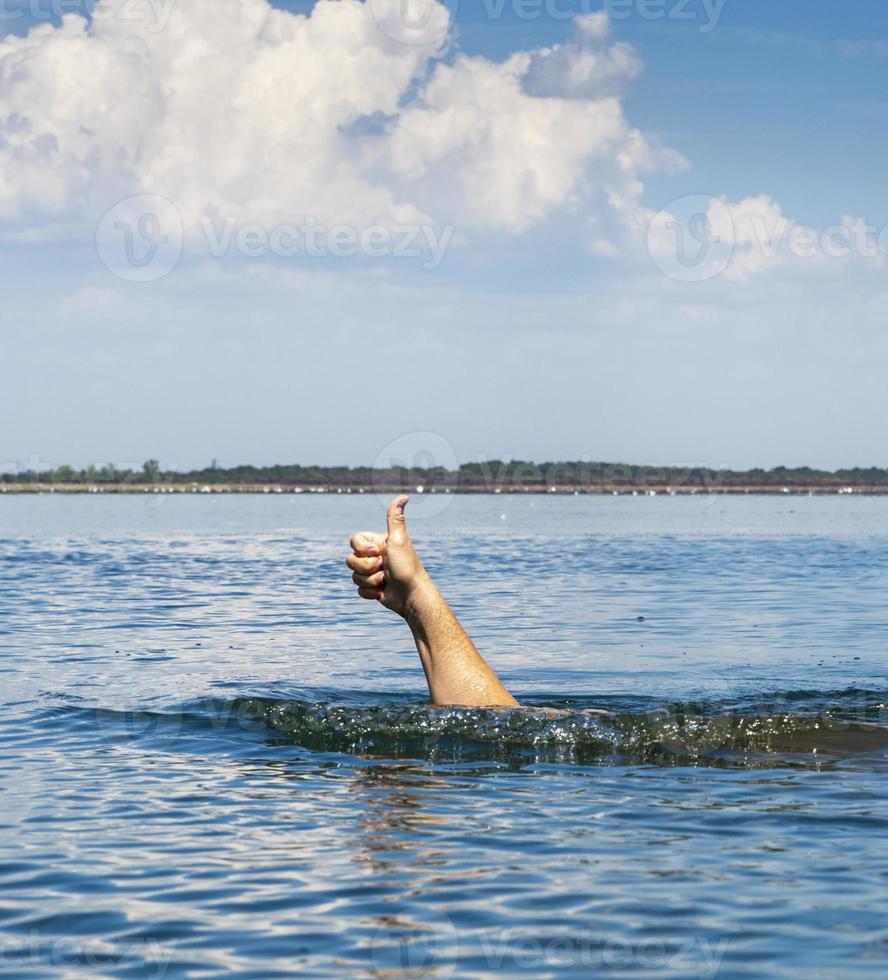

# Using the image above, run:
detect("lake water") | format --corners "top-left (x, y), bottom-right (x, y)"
top-left (1, 494), bottom-right (886, 977)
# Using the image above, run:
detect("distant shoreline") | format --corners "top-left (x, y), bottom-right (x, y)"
top-left (6, 453), bottom-right (888, 497)
top-left (2, 483), bottom-right (886, 497)
top-left (6, 460), bottom-right (888, 497)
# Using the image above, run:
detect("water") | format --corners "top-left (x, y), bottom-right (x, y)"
top-left (1, 494), bottom-right (886, 977)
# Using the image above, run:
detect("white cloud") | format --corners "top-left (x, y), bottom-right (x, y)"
top-left (384, 13), bottom-right (682, 234)
top-left (0, 0), bottom-right (672, 246)
top-left (4, 0), bottom-right (874, 290)
top-left (522, 12), bottom-right (643, 100)
top-left (385, 51), bottom-right (642, 233)
top-left (713, 194), bottom-right (790, 281)
top-left (721, 197), bottom-right (888, 281)
top-left (646, 192), bottom-right (887, 284)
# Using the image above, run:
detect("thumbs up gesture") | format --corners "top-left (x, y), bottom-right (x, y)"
top-left (347, 495), bottom-right (428, 618)
top-left (345, 494), bottom-right (518, 706)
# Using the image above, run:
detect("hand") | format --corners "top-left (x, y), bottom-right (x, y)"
top-left (346, 495), bottom-right (428, 618)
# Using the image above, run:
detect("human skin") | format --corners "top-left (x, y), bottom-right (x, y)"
top-left (346, 496), bottom-right (518, 707)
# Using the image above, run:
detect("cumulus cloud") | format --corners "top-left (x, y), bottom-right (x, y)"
top-left (522, 12), bottom-right (643, 99)
top-left (386, 51), bottom-right (642, 232)
top-left (0, 0), bottom-right (439, 231)
top-left (710, 194), bottom-right (790, 281)
top-left (0, 0), bottom-right (673, 246)
top-left (722, 197), bottom-right (888, 281)
top-left (645, 193), bottom-right (886, 283)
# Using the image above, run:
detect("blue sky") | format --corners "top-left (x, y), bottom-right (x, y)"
top-left (1, 0), bottom-right (887, 472)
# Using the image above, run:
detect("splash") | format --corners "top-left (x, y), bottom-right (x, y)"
top-left (237, 689), bottom-right (888, 768)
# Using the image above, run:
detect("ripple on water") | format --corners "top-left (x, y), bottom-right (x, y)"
top-left (2, 497), bottom-right (888, 976)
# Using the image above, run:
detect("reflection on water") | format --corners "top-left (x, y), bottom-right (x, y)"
top-left (0, 496), bottom-right (887, 976)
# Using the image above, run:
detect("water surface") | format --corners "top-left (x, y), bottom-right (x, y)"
top-left (1, 495), bottom-right (886, 977)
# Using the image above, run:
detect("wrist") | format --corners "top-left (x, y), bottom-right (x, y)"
top-left (402, 570), bottom-right (439, 624)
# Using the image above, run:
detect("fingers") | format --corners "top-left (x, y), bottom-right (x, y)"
top-left (385, 495), bottom-right (410, 540)
top-left (348, 506), bottom-right (405, 606)
top-left (346, 553), bottom-right (383, 576)
top-left (349, 530), bottom-right (387, 557)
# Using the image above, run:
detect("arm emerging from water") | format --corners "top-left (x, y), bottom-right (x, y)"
top-left (346, 496), bottom-right (518, 708)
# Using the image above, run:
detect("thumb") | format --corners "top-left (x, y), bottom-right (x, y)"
top-left (386, 495), bottom-right (410, 541)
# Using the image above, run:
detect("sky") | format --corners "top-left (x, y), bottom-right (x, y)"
top-left (1, 0), bottom-right (887, 473)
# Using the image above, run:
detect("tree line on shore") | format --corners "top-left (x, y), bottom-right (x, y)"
top-left (2, 460), bottom-right (887, 490)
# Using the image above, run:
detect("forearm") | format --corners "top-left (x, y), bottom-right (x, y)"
top-left (347, 496), bottom-right (518, 708)
top-left (404, 573), bottom-right (518, 707)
